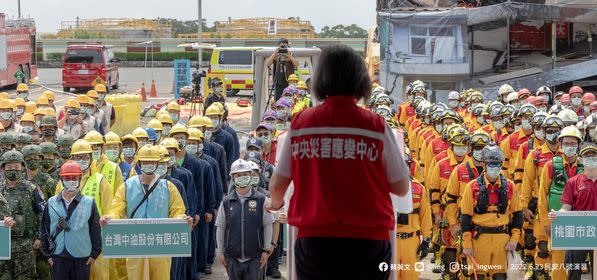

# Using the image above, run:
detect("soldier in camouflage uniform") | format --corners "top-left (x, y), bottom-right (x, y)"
top-left (39, 142), bottom-right (60, 183)
top-left (0, 192), bottom-right (14, 229)
top-left (39, 115), bottom-right (63, 144)
top-left (0, 132), bottom-right (15, 154)
top-left (0, 150), bottom-right (42, 280)
top-left (15, 133), bottom-right (32, 151)
top-left (22, 145), bottom-right (53, 280)
top-left (56, 134), bottom-right (75, 163)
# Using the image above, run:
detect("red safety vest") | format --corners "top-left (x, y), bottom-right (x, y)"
top-left (288, 96), bottom-right (394, 240)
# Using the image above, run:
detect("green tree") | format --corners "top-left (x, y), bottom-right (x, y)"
top-left (169, 19), bottom-right (215, 36)
top-left (318, 24), bottom-right (367, 38)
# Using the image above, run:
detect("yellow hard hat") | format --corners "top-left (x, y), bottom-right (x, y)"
top-left (14, 98), bottom-right (25, 107)
top-left (160, 137), bottom-right (180, 151)
top-left (471, 129), bottom-right (491, 146)
top-left (34, 108), bottom-right (46, 116)
top-left (448, 125), bottom-right (470, 145)
top-left (147, 119), bottom-right (164, 131)
top-left (0, 99), bottom-right (14, 110)
top-left (0, 92), bottom-right (9, 100)
top-left (45, 108), bottom-right (56, 117)
top-left (558, 125), bottom-right (583, 142)
top-left (167, 102), bottom-right (180, 112)
top-left (188, 128), bottom-right (205, 141)
top-left (287, 74), bottom-right (299, 82)
top-left (132, 127), bottom-right (149, 139)
top-left (156, 112), bottom-right (173, 124)
top-left (95, 84), bottom-right (107, 93)
top-left (205, 104), bottom-right (222, 116)
top-left (296, 81), bottom-right (307, 90)
top-left (104, 131), bottom-right (122, 145)
top-left (87, 90), bottom-right (99, 99)
top-left (137, 144), bottom-right (161, 161)
top-left (158, 145), bottom-right (170, 163)
top-left (76, 95), bottom-right (93, 105)
top-left (36, 96), bottom-right (50, 106)
top-left (20, 113), bottom-right (35, 123)
top-left (121, 134), bottom-right (139, 145)
top-left (16, 83), bottom-right (29, 92)
top-left (83, 130), bottom-right (104, 145)
top-left (25, 101), bottom-right (37, 114)
top-left (202, 116), bottom-right (214, 128)
top-left (71, 139), bottom-right (93, 155)
top-left (169, 123), bottom-right (188, 136)
top-left (65, 99), bottom-right (81, 109)
top-left (213, 102), bottom-right (224, 112)
top-left (42, 91), bottom-right (56, 101)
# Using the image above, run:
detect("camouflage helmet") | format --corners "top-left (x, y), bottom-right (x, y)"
top-left (39, 142), bottom-right (59, 155)
top-left (0, 132), bottom-right (16, 145)
top-left (40, 115), bottom-right (58, 128)
top-left (1, 150), bottom-right (24, 166)
top-left (21, 144), bottom-right (41, 157)
top-left (16, 133), bottom-right (32, 146)
top-left (56, 134), bottom-right (75, 147)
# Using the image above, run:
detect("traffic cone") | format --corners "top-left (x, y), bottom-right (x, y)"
top-left (150, 80), bottom-right (157, 97)
top-left (140, 83), bottom-right (147, 102)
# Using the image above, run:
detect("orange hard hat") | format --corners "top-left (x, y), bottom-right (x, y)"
top-left (582, 92), bottom-right (595, 104)
top-left (59, 160), bottom-right (83, 177)
top-left (569, 86), bottom-right (583, 95)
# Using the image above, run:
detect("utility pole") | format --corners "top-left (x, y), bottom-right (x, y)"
top-left (18, 0), bottom-right (21, 19)
top-left (197, 0), bottom-right (202, 69)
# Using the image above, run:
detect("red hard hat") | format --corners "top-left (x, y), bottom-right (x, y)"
top-left (591, 101), bottom-right (597, 112)
top-left (527, 96), bottom-right (545, 106)
top-left (582, 92), bottom-right (596, 103)
top-left (569, 86), bottom-right (583, 95)
top-left (561, 94), bottom-right (571, 103)
top-left (518, 88), bottom-right (531, 99)
top-left (59, 160), bottom-right (83, 177)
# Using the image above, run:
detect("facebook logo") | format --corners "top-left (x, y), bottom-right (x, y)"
top-left (379, 262), bottom-right (389, 272)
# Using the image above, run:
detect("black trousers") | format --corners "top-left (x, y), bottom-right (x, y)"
top-left (566, 250), bottom-right (593, 280)
top-left (51, 256), bottom-right (90, 280)
top-left (295, 237), bottom-right (391, 280)
top-left (267, 223), bottom-right (283, 271)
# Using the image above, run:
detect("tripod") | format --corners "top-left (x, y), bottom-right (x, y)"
top-left (264, 58), bottom-right (286, 116)
top-left (189, 81), bottom-right (204, 119)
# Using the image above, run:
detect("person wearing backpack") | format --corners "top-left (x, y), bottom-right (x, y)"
top-left (537, 125), bottom-right (584, 279)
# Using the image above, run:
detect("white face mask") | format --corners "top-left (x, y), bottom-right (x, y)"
top-left (234, 175), bottom-right (251, 188)
top-left (155, 164), bottom-right (168, 177)
top-left (448, 101), bottom-right (459, 108)
top-left (276, 110), bottom-right (289, 119)
top-left (487, 166), bottom-right (501, 179)
top-left (185, 144), bottom-right (198, 155)
top-left (275, 122), bottom-right (287, 131)
top-left (493, 120), bottom-right (505, 131)
top-left (17, 92), bottom-right (28, 99)
top-left (477, 116), bottom-right (485, 125)
top-left (260, 135), bottom-right (271, 145)
top-left (105, 149), bottom-right (119, 162)
top-left (16, 108), bottom-right (24, 117)
top-left (62, 179), bottom-right (79, 192)
top-left (22, 126), bottom-right (33, 133)
top-left (534, 130), bottom-right (545, 140)
top-left (0, 112), bottom-right (13, 120)
top-left (177, 139), bottom-right (187, 149)
top-left (562, 146), bottom-right (578, 158)
top-left (522, 119), bottom-right (532, 130)
top-left (583, 156), bottom-right (597, 169)
top-left (162, 126), bottom-right (172, 136)
top-left (572, 97), bottom-right (582, 107)
top-left (197, 143), bottom-right (204, 153)
top-left (250, 175), bottom-right (260, 186)
top-left (167, 157), bottom-right (176, 168)
top-left (453, 146), bottom-right (468, 157)
top-left (204, 130), bottom-right (212, 141)
top-left (584, 106), bottom-right (591, 114)
top-left (545, 132), bottom-right (559, 144)
top-left (92, 150), bottom-right (102, 161)
top-left (141, 163), bottom-right (157, 175)
top-left (515, 124), bottom-right (522, 131)
top-left (98, 93), bottom-right (106, 101)
top-left (212, 119), bottom-right (220, 128)
top-left (472, 149), bottom-right (484, 162)
top-left (171, 113), bottom-right (179, 123)
top-left (435, 124), bottom-right (443, 133)
top-left (123, 147), bottom-right (135, 158)
top-left (77, 159), bottom-right (90, 171)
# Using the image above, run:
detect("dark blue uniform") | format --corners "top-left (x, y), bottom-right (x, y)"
top-left (194, 154), bottom-right (217, 276)
top-left (211, 128), bottom-right (235, 175)
top-left (166, 175), bottom-right (189, 280)
top-left (222, 122), bottom-right (240, 163)
top-left (204, 141), bottom-right (229, 190)
top-left (199, 152), bottom-right (223, 269)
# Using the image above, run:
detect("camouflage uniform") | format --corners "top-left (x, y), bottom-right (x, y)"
top-left (0, 192), bottom-right (9, 221)
top-left (0, 151), bottom-right (39, 280)
top-left (15, 133), bottom-right (32, 152)
top-left (55, 134), bottom-right (75, 167)
top-left (39, 142), bottom-right (60, 184)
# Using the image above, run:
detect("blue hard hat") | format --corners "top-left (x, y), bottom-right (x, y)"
top-left (144, 127), bottom-right (158, 141)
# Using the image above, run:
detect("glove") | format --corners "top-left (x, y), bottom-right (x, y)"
top-left (418, 238), bottom-right (430, 260)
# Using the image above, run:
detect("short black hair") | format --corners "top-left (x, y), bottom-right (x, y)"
top-left (278, 38), bottom-right (289, 45)
top-left (312, 44), bottom-right (371, 101)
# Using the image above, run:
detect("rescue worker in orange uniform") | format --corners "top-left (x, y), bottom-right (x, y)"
top-left (513, 111), bottom-right (549, 187)
top-left (469, 104), bottom-right (485, 133)
top-left (489, 106), bottom-right (509, 144)
top-left (419, 108), bottom-right (447, 177)
top-left (428, 125), bottom-right (471, 279)
top-left (460, 144), bottom-right (524, 280)
top-left (479, 104), bottom-right (495, 136)
top-left (405, 97), bottom-right (426, 136)
top-left (502, 105), bottom-right (518, 135)
top-left (500, 104), bottom-right (537, 178)
top-left (422, 110), bottom-right (461, 179)
top-left (520, 116), bottom-right (564, 278)
top-left (397, 83), bottom-right (418, 127)
top-left (444, 129), bottom-right (491, 279)
top-left (537, 125), bottom-right (584, 280)
top-left (395, 149), bottom-right (432, 280)
top-left (409, 101), bottom-right (431, 160)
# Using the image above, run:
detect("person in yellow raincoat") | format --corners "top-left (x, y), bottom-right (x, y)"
top-left (100, 145), bottom-right (193, 280)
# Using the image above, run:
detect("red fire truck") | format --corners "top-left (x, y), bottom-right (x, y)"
top-left (0, 13), bottom-right (37, 88)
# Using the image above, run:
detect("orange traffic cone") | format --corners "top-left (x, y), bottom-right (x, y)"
top-left (150, 80), bottom-right (157, 97)
top-left (140, 83), bottom-right (147, 102)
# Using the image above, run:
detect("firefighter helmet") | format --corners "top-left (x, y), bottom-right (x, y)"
top-left (481, 144), bottom-right (504, 163)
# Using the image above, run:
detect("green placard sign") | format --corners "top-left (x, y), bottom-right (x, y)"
top-left (0, 222), bottom-right (10, 260)
top-left (13, 69), bottom-right (25, 81)
top-left (551, 211), bottom-right (597, 250)
top-left (102, 218), bottom-right (191, 258)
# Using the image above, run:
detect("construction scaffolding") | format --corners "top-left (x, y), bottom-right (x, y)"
top-left (56, 18), bottom-right (172, 39)
top-left (177, 17), bottom-right (316, 39)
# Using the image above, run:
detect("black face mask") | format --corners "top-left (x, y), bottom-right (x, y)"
top-left (42, 129), bottom-right (56, 137)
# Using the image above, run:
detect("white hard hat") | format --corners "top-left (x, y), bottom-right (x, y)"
top-left (247, 161), bottom-right (260, 171)
top-left (498, 84), bottom-right (515, 96)
top-left (448, 91), bottom-right (460, 100)
top-left (557, 108), bottom-right (579, 124)
top-left (229, 159), bottom-right (252, 175)
top-left (506, 91), bottom-right (518, 103)
top-left (536, 85), bottom-right (552, 96)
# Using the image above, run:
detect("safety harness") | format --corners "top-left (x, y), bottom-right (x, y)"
top-left (548, 156), bottom-right (583, 211)
top-left (474, 174), bottom-right (509, 215)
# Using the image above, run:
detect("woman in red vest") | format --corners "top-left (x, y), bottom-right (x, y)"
top-left (267, 45), bottom-right (410, 280)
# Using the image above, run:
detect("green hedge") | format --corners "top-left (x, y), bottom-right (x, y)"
top-left (39, 51), bottom-right (210, 62)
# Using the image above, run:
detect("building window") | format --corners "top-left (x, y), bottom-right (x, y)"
top-left (409, 25), bottom-right (457, 61)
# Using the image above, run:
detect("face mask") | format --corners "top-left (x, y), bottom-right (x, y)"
top-left (16, 108), bottom-right (24, 117)
top-left (177, 139), bottom-right (187, 149)
top-left (562, 146), bottom-right (578, 158)
top-left (212, 119), bottom-right (220, 128)
top-left (572, 97), bottom-right (582, 107)
top-left (275, 123), bottom-right (286, 131)
top-left (26, 160), bottom-right (40, 170)
top-left (472, 149), bottom-right (484, 162)
top-left (476, 116), bottom-right (485, 125)
top-left (534, 130), bottom-right (545, 141)
top-left (583, 156), bottom-right (597, 169)
top-left (98, 94), bottom-right (106, 101)
top-left (17, 92), bottom-right (28, 99)
top-left (170, 114), bottom-right (179, 123)
top-left (435, 124), bottom-right (443, 133)
top-left (0, 112), bottom-right (13, 120)
top-left (185, 144), bottom-right (198, 155)
top-left (168, 157), bottom-right (176, 168)
top-left (80, 107), bottom-right (88, 115)
top-left (408, 95), bottom-right (414, 102)
top-left (453, 146), bottom-right (468, 157)
top-left (141, 163), bottom-right (157, 175)
top-left (260, 135), bottom-right (271, 145)
top-left (486, 166), bottom-right (501, 179)
top-left (545, 132), bottom-right (559, 144)
top-left (250, 175), bottom-right (260, 186)
top-left (555, 100), bottom-right (562, 106)
top-left (515, 124), bottom-right (522, 131)
top-left (92, 150), bottom-right (102, 161)
top-left (204, 130), bottom-right (212, 141)
top-left (155, 132), bottom-right (162, 140)
top-left (41, 159), bottom-right (54, 170)
top-left (105, 149), bottom-right (119, 162)
top-left (542, 95), bottom-right (550, 102)
top-left (234, 175), bottom-right (251, 188)
top-left (5, 170), bottom-right (22, 181)
top-left (264, 120), bottom-right (275, 127)
top-left (522, 119), bottom-right (532, 130)
top-left (77, 159), bottom-right (90, 171)
top-left (155, 165), bottom-right (168, 177)
top-left (42, 129), bottom-right (56, 137)
top-left (197, 143), bottom-right (204, 153)
top-left (123, 147), bottom-right (136, 158)
top-left (62, 179), bottom-right (79, 192)
top-left (59, 149), bottom-right (71, 159)
top-left (448, 101), bottom-right (459, 108)
top-left (214, 86), bottom-right (223, 94)
top-left (276, 110), bottom-right (288, 119)
top-left (68, 114), bottom-right (78, 120)
top-left (22, 126), bottom-right (33, 133)
top-left (585, 106), bottom-right (591, 113)
top-left (162, 126), bottom-right (171, 136)
top-left (493, 120), bottom-right (504, 131)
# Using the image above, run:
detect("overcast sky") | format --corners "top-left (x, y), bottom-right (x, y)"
top-left (3, 0), bottom-right (376, 33)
